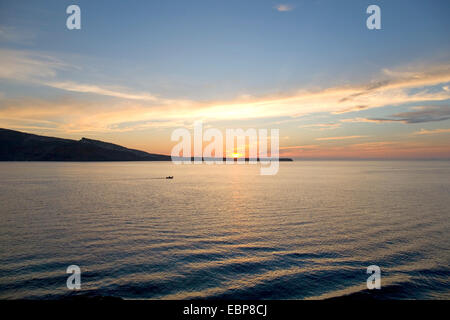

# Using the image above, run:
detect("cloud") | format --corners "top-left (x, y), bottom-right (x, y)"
top-left (280, 140), bottom-right (450, 159)
top-left (340, 117), bottom-right (395, 123)
top-left (44, 81), bottom-right (159, 101)
top-left (414, 128), bottom-right (450, 135)
top-left (280, 145), bottom-right (318, 150)
top-left (274, 4), bottom-right (294, 12)
top-left (341, 105), bottom-right (450, 124)
top-left (350, 141), bottom-right (397, 149)
top-left (333, 105), bottom-right (370, 114)
top-left (1, 48), bottom-right (450, 133)
top-left (0, 49), bottom-right (69, 81)
top-left (0, 26), bottom-right (34, 44)
top-left (0, 96), bottom-right (199, 133)
top-left (0, 49), bottom-right (164, 102)
top-left (299, 123), bottom-right (341, 130)
top-left (316, 135), bottom-right (367, 141)
top-left (333, 65), bottom-right (450, 112)
top-left (388, 105), bottom-right (450, 123)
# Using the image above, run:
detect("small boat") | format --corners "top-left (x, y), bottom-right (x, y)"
top-left (166, 176), bottom-right (174, 179)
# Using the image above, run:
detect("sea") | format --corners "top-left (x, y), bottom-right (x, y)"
top-left (0, 161), bottom-right (449, 299)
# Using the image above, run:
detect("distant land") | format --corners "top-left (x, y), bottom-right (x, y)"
top-left (0, 128), bottom-right (293, 162)
top-left (0, 128), bottom-right (171, 161)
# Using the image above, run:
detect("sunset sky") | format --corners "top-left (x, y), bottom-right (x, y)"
top-left (1, 0), bottom-right (450, 159)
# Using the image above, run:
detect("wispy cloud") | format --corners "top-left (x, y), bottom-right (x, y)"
top-left (340, 117), bottom-right (395, 124)
top-left (0, 49), bottom-right (68, 81)
top-left (414, 128), bottom-right (450, 135)
top-left (274, 4), bottom-right (294, 12)
top-left (388, 105), bottom-right (450, 123)
top-left (0, 26), bottom-right (34, 44)
top-left (298, 123), bottom-right (341, 130)
top-left (280, 145), bottom-right (318, 150)
top-left (280, 140), bottom-right (450, 159)
top-left (44, 81), bottom-right (159, 101)
top-left (1, 49), bottom-right (450, 133)
top-left (341, 105), bottom-right (450, 124)
top-left (350, 141), bottom-right (397, 149)
top-left (0, 49), bottom-right (163, 102)
top-left (316, 135), bottom-right (367, 141)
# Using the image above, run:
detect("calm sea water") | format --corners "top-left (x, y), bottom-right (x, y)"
top-left (0, 161), bottom-right (449, 299)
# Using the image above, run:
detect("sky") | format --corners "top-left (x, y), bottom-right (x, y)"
top-left (0, 0), bottom-right (449, 159)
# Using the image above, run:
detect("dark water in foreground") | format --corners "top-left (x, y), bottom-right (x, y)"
top-left (0, 161), bottom-right (449, 299)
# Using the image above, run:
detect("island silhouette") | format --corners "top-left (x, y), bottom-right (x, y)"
top-left (0, 128), bottom-right (293, 162)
